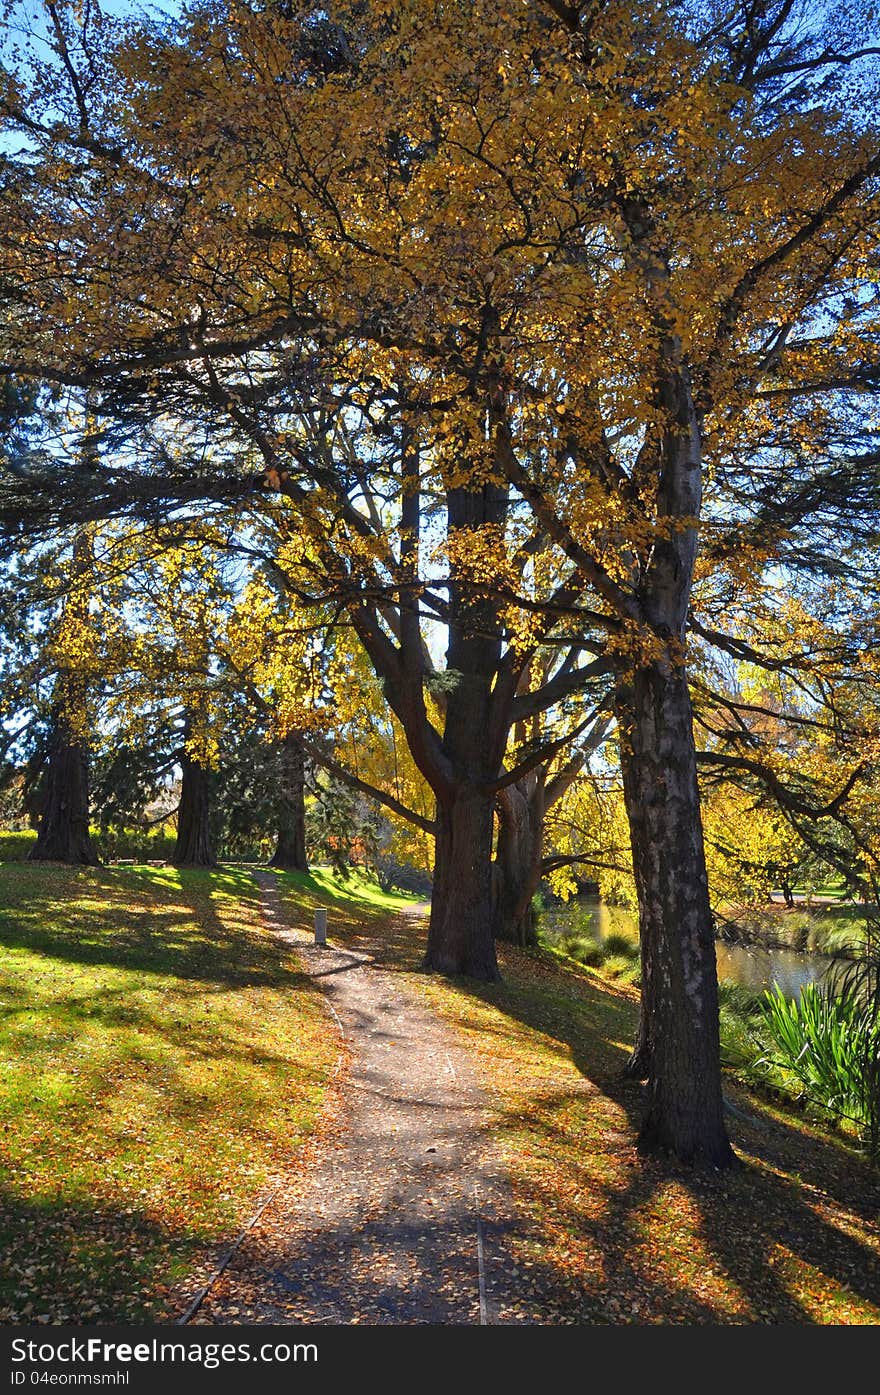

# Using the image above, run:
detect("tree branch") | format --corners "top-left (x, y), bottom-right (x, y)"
top-left (301, 738), bottom-right (436, 836)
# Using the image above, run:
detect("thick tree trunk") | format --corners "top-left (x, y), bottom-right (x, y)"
top-left (173, 753), bottom-right (216, 867)
top-left (270, 732), bottom-right (308, 871)
top-left (29, 708), bottom-right (99, 866)
top-left (617, 661), bottom-right (734, 1167)
top-left (418, 478), bottom-right (507, 982)
top-left (492, 780), bottom-right (542, 947)
top-left (30, 526), bottom-right (99, 868)
top-left (425, 786), bottom-right (499, 979)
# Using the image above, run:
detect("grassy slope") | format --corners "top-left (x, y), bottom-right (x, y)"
top-left (319, 904), bottom-right (880, 1325)
top-left (273, 865), bottom-right (420, 918)
top-left (0, 863), bottom-right (345, 1324)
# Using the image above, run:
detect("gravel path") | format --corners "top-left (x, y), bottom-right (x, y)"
top-left (190, 874), bottom-right (520, 1325)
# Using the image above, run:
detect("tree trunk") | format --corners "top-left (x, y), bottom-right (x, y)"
top-left (29, 707), bottom-right (99, 866)
top-left (270, 732), bottom-right (308, 871)
top-left (624, 1012), bottom-right (652, 1081)
top-left (418, 478), bottom-right (507, 982)
top-left (492, 779), bottom-right (542, 947)
top-left (616, 661), bottom-right (734, 1167)
top-left (425, 785), bottom-right (500, 979)
top-left (173, 753), bottom-right (216, 867)
top-left (30, 526), bottom-right (99, 868)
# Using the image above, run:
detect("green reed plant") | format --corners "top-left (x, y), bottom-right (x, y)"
top-left (603, 931), bottom-right (639, 958)
top-left (834, 909), bottom-right (880, 1161)
top-left (762, 982), bottom-right (880, 1154)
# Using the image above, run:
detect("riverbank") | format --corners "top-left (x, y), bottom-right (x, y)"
top-left (718, 900), bottom-right (872, 956)
top-left (539, 894), bottom-right (874, 995)
top-left (538, 896), bottom-right (877, 1151)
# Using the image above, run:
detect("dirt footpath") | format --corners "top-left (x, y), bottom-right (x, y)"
top-left (189, 874), bottom-right (524, 1325)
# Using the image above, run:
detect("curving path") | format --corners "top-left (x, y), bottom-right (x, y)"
top-left (189, 872), bottom-right (521, 1325)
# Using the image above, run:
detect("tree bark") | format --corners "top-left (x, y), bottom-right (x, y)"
top-left (29, 705), bottom-right (99, 866)
top-left (416, 478), bottom-right (507, 981)
top-left (623, 1012), bottom-right (652, 1081)
top-left (425, 785), bottom-right (499, 978)
top-left (30, 524), bottom-right (99, 868)
top-left (616, 661), bottom-right (734, 1167)
top-left (492, 778), bottom-right (542, 947)
top-left (491, 715), bottom-right (611, 947)
top-left (173, 752), bottom-right (216, 867)
top-left (270, 731), bottom-right (308, 870)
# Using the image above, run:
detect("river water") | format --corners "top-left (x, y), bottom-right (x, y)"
top-left (714, 942), bottom-right (834, 997)
top-left (539, 897), bottom-right (838, 998)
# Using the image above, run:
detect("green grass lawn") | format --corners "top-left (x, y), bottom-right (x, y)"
top-left (0, 862), bottom-right (345, 1323)
top-left (272, 865), bottom-right (422, 919)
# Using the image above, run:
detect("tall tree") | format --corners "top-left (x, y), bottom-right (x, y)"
top-left (172, 723), bottom-right (216, 867)
top-left (1, 524), bottom-right (101, 866)
top-left (28, 695), bottom-right (98, 864)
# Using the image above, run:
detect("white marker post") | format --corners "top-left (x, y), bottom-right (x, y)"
top-left (314, 908), bottom-right (328, 946)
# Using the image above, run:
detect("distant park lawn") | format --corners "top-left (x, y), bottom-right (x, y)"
top-left (272, 864), bottom-right (420, 921)
top-left (0, 862), bottom-right (346, 1324)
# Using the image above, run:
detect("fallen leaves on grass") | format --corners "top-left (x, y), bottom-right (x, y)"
top-left (0, 863), bottom-right (340, 1323)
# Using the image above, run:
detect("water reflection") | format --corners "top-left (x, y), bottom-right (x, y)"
top-left (539, 897), bottom-right (838, 998)
top-left (714, 942), bottom-right (834, 998)
top-left (540, 897), bottom-right (638, 943)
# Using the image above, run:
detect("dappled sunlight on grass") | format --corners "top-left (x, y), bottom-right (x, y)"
top-left (6, 862), bottom-right (877, 1325)
top-left (271, 865), bottom-right (419, 914)
top-left (0, 862), bottom-right (338, 1323)
top-left (270, 867), bottom-right (424, 966)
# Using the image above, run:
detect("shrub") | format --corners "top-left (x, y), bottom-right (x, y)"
top-left (602, 953), bottom-right (640, 985)
top-left (557, 933), bottom-right (603, 967)
top-left (94, 827), bottom-right (177, 862)
top-left (603, 931), bottom-right (638, 959)
top-left (375, 853), bottom-right (432, 897)
top-left (0, 829), bottom-right (36, 861)
top-left (718, 985), bottom-right (773, 1082)
top-left (762, 983), bottom-right (880, 1141)
top-left (717, 981), bottom-right (765, 1018)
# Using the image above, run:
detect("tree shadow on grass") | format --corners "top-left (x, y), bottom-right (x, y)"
top-left (267, 885), bottom-right (429, 970)
top-left (0, 1186), bottom-right (205, 1325)
top-left (0, 862), bottom-right (336, 1174)
top-left (264, 868), bottom-right (423, 954)
top-left (0, 864), bottom-right (305, 989)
